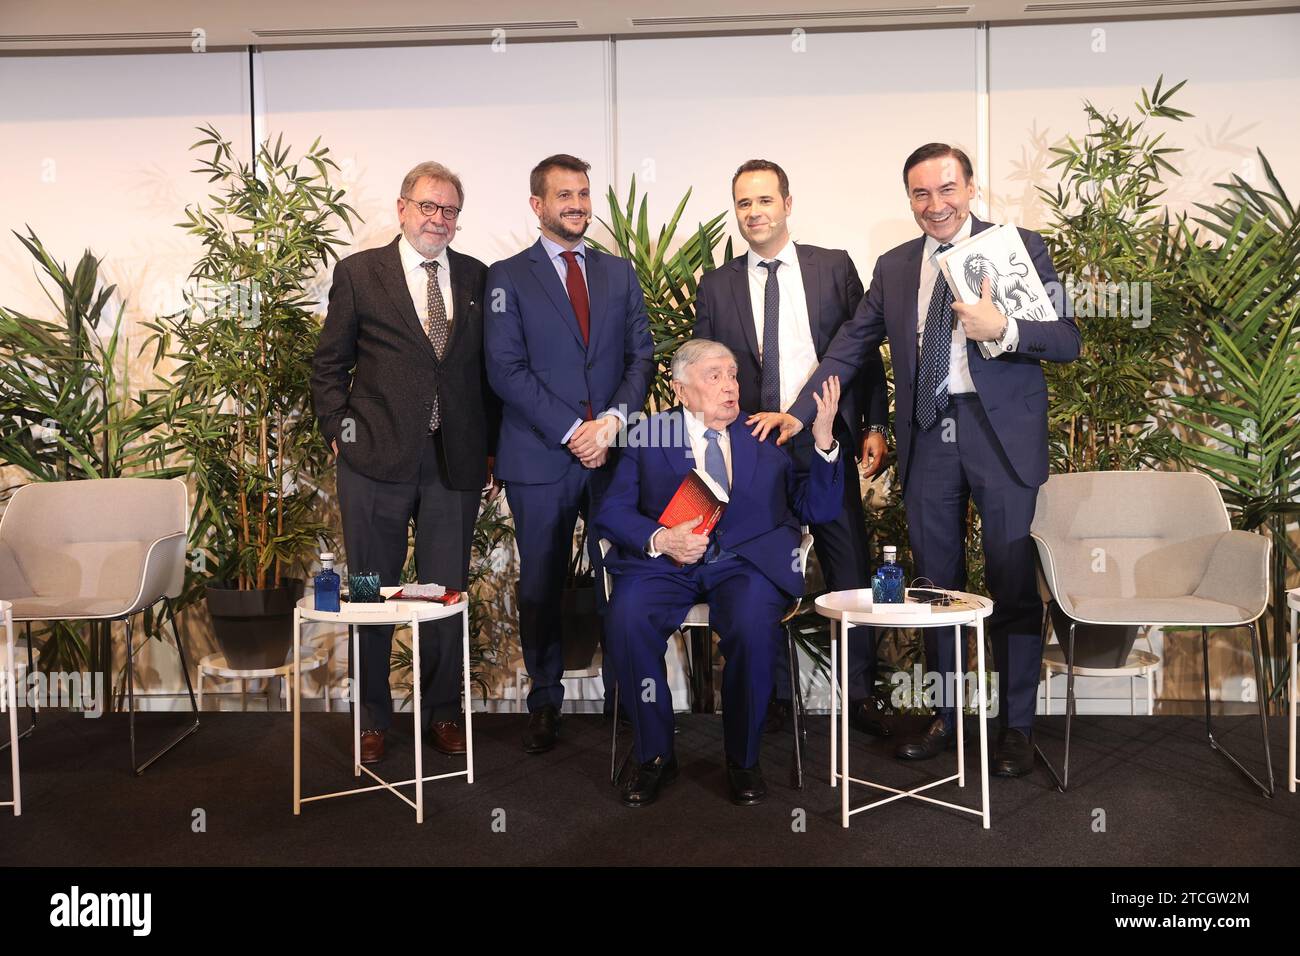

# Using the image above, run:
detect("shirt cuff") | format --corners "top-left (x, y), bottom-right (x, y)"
top-left (560, 418), bottom-right (583, 444)
top-left (816, 440), bottom-right (840, 463)
top-left (647, 527), bottom-right (665, 558)
top-left (600, 408), bottom-right (627, 425)
top-left (986, 316), bottom-right (1020, 357)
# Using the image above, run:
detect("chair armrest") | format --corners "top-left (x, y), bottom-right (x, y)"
top-left (127, 531), bottom-right (188, 614)
top-left (1029, 531), bottom-right (1073, 618)
top-left (0, 539), bottom-right (34, 600)
top-left (1193, 529), bottom-right (1271, 621)
top-left (598, 538), bottom-right (613, 605)
top-left (796, 528), bottom-right (815, 579)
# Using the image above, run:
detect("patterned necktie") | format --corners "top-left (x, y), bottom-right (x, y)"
top-left (420, 259), bottom-right (449, 431)
top-left (702, 428), bottom-right (730, 494)
top-left (702, 428), bottom-right (731, 563)
top-left (915, 242), bottom-right (954, 432)
top-left (758, 260), bottom-right (782, 412)
top-left (560, 250), bottom-right (591, 345)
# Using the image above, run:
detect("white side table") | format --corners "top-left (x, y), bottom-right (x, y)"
top-left (817, 588), bottom-right (995, 829)
top-left (1288, 588), bottom-right (1299, 794)
top-left (1, 600), bottom-right (18, 817)
top-left (1041, 645), bottom-right (1160, 716)
top-left (198, 651), bottom-right (327, 712)
top-left (292, 586), bottom-right (473, 823)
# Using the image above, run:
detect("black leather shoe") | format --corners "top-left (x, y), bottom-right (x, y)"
top-left (894, 717), bottom-right (956, 760)
top-left (621, 753), bottom-right (679, 807)
top-left (522, 704), bottom-right (560, 754)
top-left (849, 695), bottom-right (894, 737)
top-left (725, 759), bottom-right (767, 806)
top-left (992, 727), bottom-right (1034, 777)
top-left (764, 698), bottom-right (792, 734)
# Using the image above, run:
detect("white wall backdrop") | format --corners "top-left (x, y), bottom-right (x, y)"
top-left (615, 28), bottom-right (979, 274)
top-left (259, 40), bottom-right (613, 270)
top-left (1, 10), bottom-right (1298, 709)
top-left (0, 51), bottom-right (249, 326)
top-left (988, 14), bottom-right (1300, 230)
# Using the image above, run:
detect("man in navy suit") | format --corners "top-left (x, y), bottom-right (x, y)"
top-left (852, 144), bottom-right (1080, 775)
top-left (485, 154), bottom-right (655, 755)
top-left (595, 340), bottom-right (844, 807)
top-left (694, 159), bottom-right (892, 737)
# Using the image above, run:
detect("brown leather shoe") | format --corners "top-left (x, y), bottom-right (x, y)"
top-left (428, 720), bottom-right (467, 755)
top-left (360, 729), bottom-right (385, 765)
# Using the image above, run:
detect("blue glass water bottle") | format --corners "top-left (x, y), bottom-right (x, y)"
top-left (872, 545), bottom-right (905, 604)
top-left (314, 551), bottom-right (341, 612)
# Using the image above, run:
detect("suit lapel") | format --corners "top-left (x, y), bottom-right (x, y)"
top-left (796, 244), bottom-right (824, 353)
top-left (584, 246), bottom-right (607, 353)
top-left (527, 239), bottom-right (587, 350)
top-left (659, 408), bottom-right (694, 479)
top-left (726, 256), bottom-right (761, 364)
top-left (724, 417), bottom-right (756, 503)
top-left (373, 236), bottom-right (441, 365)
top-left (443, 248), bottom-right (475, 357)
top-left (897, 236), bottom-right (926, 388)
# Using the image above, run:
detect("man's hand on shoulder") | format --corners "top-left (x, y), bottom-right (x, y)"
top-left (746, 411), bottom-right (803, 446)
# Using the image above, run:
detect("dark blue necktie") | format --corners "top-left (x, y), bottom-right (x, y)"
top-left (915, 242), bottom-right (954, 432)
top-left (702, 428), bottom-right (731, 563)
top-left (758, 260), bottom-right (782, 412)
top-left (703, 428), bottom-right (730, 494)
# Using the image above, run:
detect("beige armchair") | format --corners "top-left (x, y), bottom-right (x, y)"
top-left (0, 478), bottom-right (199, 774)
top-left (1031, 470), bottom-right (1273, 795)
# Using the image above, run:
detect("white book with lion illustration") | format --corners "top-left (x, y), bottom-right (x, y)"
top-left (935, 224), bottom-right (1059, 360)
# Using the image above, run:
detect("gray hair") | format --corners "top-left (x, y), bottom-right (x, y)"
top-left (671, 339), bottom-right (736, 384)
top-left (400, 161), bottom-right (465, 207)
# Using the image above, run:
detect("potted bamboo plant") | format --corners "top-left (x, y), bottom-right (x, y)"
top-left (144, 125), bottom-right (357, 669)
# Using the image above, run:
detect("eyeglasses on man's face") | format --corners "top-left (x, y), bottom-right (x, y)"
top-left (402, 197), bottom-right (461, 220)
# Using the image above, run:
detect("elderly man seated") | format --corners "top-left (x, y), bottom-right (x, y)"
top-left (595, 339), bottom-right (844, 807)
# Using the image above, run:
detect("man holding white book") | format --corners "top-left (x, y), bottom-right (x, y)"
top-left (851, 143), bottom-right (1080, 776)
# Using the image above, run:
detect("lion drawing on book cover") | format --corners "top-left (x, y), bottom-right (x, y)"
top-left (963, 251), bottom-right (1034, 316)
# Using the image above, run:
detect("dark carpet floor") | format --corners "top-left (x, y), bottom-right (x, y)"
top-left (1, 709), bottom-right (1296, 866)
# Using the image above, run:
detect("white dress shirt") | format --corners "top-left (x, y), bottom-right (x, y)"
top-left (399, 235), bottom-right (454, 327)
top-left (916, 215), bottom-right (1019, 395)
top-left (746, 240), bottom-right (819, 415)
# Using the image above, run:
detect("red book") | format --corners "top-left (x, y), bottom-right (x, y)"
top-left (658, 468), bottom-right (728, 535)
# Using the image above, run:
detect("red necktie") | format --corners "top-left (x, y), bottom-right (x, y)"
top-left (560, 250), bottom-right (591, 346)
top-left (560, 250), bottom-right (594, 420)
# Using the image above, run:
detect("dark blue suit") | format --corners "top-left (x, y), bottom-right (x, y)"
top-left (595, 409), bottom-right (843, 766)
top-left (695, 243), bottom-right (888, 702)
top-left (486, 239), bottom-right (654, 712)
top-left (852, 216), bottom-right (1080, 732)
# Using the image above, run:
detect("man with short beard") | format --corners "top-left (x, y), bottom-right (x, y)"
top-left (485, 154), bottom-right (654, 754)
top-left (312, 161), bottom-right (500, 765)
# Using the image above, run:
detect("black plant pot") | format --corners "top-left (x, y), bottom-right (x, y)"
top-left (205, 578), bottom-right (305, 671)
top-left (1049, 601), bottom-right (1139, 670)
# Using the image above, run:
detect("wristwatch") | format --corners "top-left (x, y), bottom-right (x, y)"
top-left (867, 424), bottom-right (888, 436)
